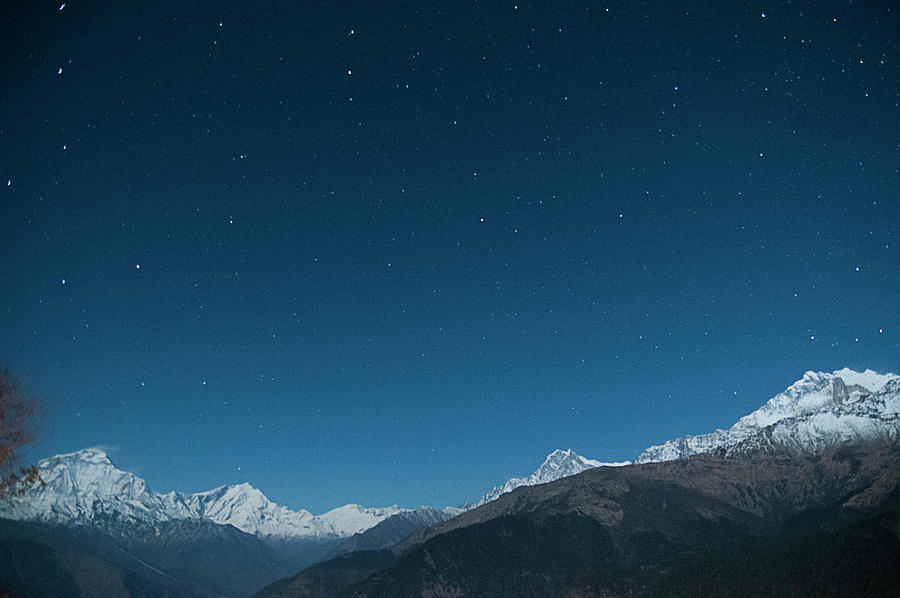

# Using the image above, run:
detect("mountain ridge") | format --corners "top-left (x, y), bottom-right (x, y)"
top-left (470, 448), bottom-right (629, 508)
top-left (4, 368), bottom-right (897, 538)
top-left (259, 440), bottom-right (900, 597)
top-left (3, 367), bottom-right (900, 598)
top-left (465, 368), bottom-right (898, 507)
top-left (0, 449), bottom-right (408, 541)
top-left (636, 367), bottom-right (898, 463)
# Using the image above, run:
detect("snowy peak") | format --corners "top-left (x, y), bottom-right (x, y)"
top-left (474, 449), bottom-right (628, 507)
top-left (729, 374), bottom-right (900, 456)
top-left (533, 449), bottom-right (604, 481)
top-left (191, 482), bottom-right (296, 518)
top-left (732, 368), bottom-right (892, 432)
top-left (473, 368), bottom-right (899, 508)
top-left (4, 448), bottom-right (183, 527)
top-left (186, 482), bottom-right (319, 539)
top-left (57, 447), bottom-right (112, 464)
top-left (316, 504), bottom-right (409, 537)
top-left (635, 368), bottom-right (899, 464)
top-left (830, 368), bottom-right (895, 391)
top-left (1, 451), bottom-right (404, 540)
top-left (185, 484), bottom-right (406, 539)
top-left (40, 448), bottom-right (132, 489)
top-left (6, 368), bottom-right (897, 535)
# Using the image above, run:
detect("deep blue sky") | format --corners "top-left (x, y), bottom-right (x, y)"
top-left (1, 1), bottom-right (897, 513)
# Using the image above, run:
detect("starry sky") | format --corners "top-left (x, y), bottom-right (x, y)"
top-left (1, 1), bottom-right (898, 514)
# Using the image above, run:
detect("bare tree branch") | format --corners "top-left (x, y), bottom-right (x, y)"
top-left (0, 368), bottom-right (44, 499)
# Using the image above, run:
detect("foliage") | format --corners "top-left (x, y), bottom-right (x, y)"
top-left (0, 368), bottom-right (43, 499)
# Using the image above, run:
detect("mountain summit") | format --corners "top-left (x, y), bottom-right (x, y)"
top-left (474, 449), bottom-right (629, 507)
top-left (474, 368), bottom-right (899, 505)
top-left (258, 368), bottom-right (900, 597)
top-left (3, 368), bottom-right (897, 536)
top-left (635, 368), bottom-right (899, 463)
top-left (0, 449), bottom-right (405, 540)
top-left (2, 368), bottom-right (898, 598)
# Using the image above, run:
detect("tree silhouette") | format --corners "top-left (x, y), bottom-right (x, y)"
top-left (0, 367), bottom-right (43, 498)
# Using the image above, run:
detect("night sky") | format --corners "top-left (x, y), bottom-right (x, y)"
top-left (1, 1), bottom-right (898, 513)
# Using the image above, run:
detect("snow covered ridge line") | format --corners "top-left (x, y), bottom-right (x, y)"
top-left (0, 448), bottom-right (410, 540)
top-left (634, 368), bottom-right (899, 464)
top-left (3, 368), bottom-right (897, 531)
top-left (473, 449), bottom-right (630, 507)
top-left (475, 368), bottom-right (899, 506)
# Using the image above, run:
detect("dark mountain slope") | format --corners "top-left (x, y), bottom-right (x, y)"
top-left (0, 518), bottom-right (174, 598)
top-left (400, 441), bottom-right (900, 547)
top-left (0, 516), bottom-right (304, 598)
top-left (326, 508), bottom-right (451, 558)
top-left (657, 488), bottom-right (900, 597)
top-left (256, 509), bottom-right (453, 597)
top-left (255, 550), bottom-right (399, 598)
top-left (257, 442), bottom-right (900, 598)
top-left (350, 476), bottom-right (770, 597)
top-left (115, 519), bottom-right (299, 597)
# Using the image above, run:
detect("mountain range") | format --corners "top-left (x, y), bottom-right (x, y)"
top-left (2, 367), bottom-right (898, 597)
top-left (0, 448), bottom-right (410, 541)
top-left (280, 439), bottom-right (900, 597)
top-left (634, 368), bottom-right (898, 463)
top-left (257, 368), bottom-right (900, 597)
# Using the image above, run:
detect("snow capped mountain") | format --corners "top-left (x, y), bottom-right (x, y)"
top-left (474, 368), bottom-right (899, 507)
top-left (187, 482), bottom-right (407, 539)
top-left (5, 368), bottom-right (897, 535)
top-left (473, 449), bottom-right (629, 507)
top-left (635, 368), bottom-right (899, 463)
top-left (313, 503), bottom-right (411, 537)
top-left (726, 375), bottom-right (900, 456)
top-left (328, 506), bottom-right (456, 556)
top-left (187, 482), bottom-right (317, 538)
top-left (0, 449), bottom-right (406, 540)
top-left (2, 448), bottom-right (194, 527)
